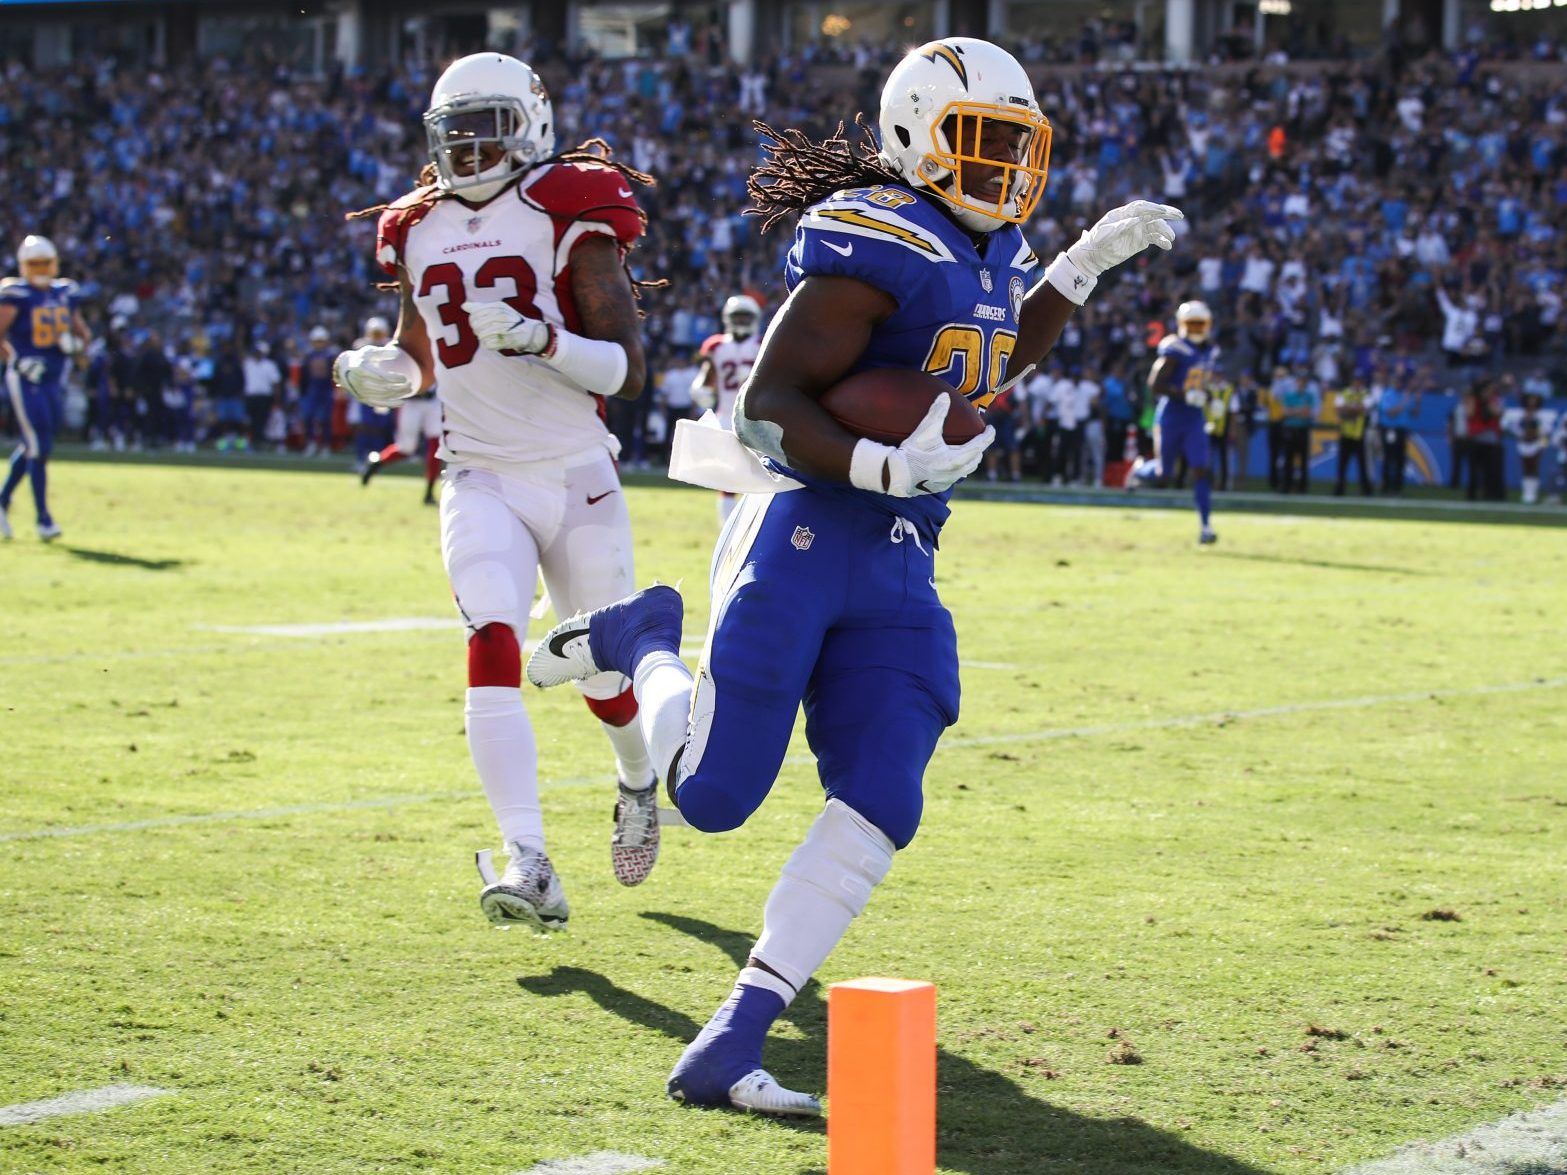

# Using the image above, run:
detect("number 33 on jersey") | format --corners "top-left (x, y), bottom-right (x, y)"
top-left (375, 161), bottom-right (645, 464)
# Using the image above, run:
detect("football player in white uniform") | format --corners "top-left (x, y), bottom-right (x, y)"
top-left (335, 53), bottom-right (663, 931)
top-left (691, 294), bottom-right (762, 525)
top-left (360, 378), bottom-right (445, 505)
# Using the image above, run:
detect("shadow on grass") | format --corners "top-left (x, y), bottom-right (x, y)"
top-left (1206, 549), bottom-right (1433, 576)
top-left (60, 545), bottom-right (187, 571)
top-left (516, 911), bottom-right (1269, 1175)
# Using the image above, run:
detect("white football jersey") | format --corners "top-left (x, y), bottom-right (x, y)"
top-left (699, 332), bottom-right (761, 430)
top-left (376, 162), bottom-right (645, 465)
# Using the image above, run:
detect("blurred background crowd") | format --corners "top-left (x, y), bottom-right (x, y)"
top-left (2, 1), bottom-right (1565, 497)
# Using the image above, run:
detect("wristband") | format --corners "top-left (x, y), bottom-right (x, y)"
top-left (538, 327), bottom-right (629, 396)
top-left (848, 437), bottom-right (894, 493)
top-left (1043, 251), bottom-right (1097, 306)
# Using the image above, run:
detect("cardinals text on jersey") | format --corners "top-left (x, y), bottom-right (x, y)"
top-left (376, 162), bottom-right (644, 465)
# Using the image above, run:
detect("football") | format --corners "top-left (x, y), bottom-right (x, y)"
top-left (819, 368), bottom-right (986, 446)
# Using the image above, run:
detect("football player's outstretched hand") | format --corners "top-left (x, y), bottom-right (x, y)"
top-left (333, 344), bottom-right (417, 408)
top-left (463, 301), bottom-right (551, 355)
top-left (1066, 200), bottom-right (1184, 278)
top-left (884, 393), bottom-right (995, 497)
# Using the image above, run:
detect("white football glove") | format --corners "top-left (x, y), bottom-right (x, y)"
top-left (462, 301), bottom-right (552, 355)
top-left (14, 356), bottom-right (47, 384)
top-left (333, 344), bottom-right (418, 408)
top-left (883, 393), bottom-right (995, 498)
top-left (1046, 200), bottom-right (1184, 306)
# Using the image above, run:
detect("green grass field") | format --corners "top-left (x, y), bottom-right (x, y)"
top-left (2, 463), bottom-right (1565, 1174)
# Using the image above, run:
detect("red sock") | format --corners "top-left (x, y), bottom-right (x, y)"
top-left (468, 623), bottom-right (521, 688)
top-left (376, 443), bottom-right (406, 465)
top-left (424, 436), bottom-right (441, 489)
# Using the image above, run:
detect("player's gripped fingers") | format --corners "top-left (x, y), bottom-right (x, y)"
top-left (907, 393), bottom-right (951, 445)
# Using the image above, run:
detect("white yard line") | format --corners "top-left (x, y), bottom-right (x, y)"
top-left (0, 1084), bottom-right (168, 1126)
top-left (1339, 1098), bottom-right (1567, 1174)
top-left (512, 1155), bottom-right (663, 1175)
top-left (942, 676), bottom-right (1567, 751)
top-left (4, 676), bottom-right (1561, 844)
top-left (197, 617), bottom-right (458, 637)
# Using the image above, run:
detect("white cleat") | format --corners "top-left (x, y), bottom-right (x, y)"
top-left (476, 842), bottom-right (569, 932)
top-left (727, 1069), bottom-right (822, 1117)
top-left (37, 521), bottom-right (62, 542)
top-left (0, 506), bottom-right (11, 541)
top-left (611, 781), bottom-right (660, 887)
top-left (525, 613), bottom-right (602, 687)
top-left (1199, 526), bottom-right (1218, 545)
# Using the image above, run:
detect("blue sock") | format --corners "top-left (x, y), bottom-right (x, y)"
top-left (29, 457), bottom-right (49, 525)
top-left (0, 449), bottom-right (27, 509)
top-left (668, 982), bottom-right (786, 1104)
top-left (1195, 475), bottom-right (1212, 527)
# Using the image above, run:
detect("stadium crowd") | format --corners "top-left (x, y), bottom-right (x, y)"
top-left (1, 26), bottom-right (1564, 494)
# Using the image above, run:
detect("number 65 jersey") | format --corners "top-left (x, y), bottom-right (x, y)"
top-left (375, 161), bottom-right (645, 466)
top-left (1, 276), bottom-right (81, 389)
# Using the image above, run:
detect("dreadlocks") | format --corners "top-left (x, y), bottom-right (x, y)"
top-left (746, 115), bottom-right (904, 235)
top-left (346, 138), bottom-right (665, 299)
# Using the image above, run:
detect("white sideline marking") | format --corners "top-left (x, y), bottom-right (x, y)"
top-left (0, 1084), bottom-right (168, 1126)
top-left (512, 1153), bottom-right (663, 1175)
top-left (1339, 1098), bottom-right (1567, 1174)
top-left (943, 675), bottom-right (1567, 751)
top-left (4, 675), bottom-right (1562, 844)
top-left (199, 617), bottom-right (457, 637)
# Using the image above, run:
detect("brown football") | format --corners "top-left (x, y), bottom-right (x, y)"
top-left (819, 368), bottom-right (986, 446)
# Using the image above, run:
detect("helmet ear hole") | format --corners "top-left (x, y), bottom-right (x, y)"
top-left (894, 125), bottom-right (911, 148)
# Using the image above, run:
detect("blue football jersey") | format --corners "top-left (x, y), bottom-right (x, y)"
top-left (1156, 333), bottom-right (1222, 408)
top-left (1, 276), bottom-right (82, 387)
top-left (778, 183), bottom-right (1038, 539)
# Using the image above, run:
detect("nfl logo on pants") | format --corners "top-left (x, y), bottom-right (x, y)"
top-left (791, 525), bottom-right (814, 551)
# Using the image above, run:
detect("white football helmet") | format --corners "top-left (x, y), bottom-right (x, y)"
top-left (308, 325), bottom-right (329, 345)
top-left (1176, 300), bottom-right (1213, 344)
top-left (721, 294), bottom-right (761, 340)
top-left (877, 39), bottom-right (1052, 232)
top-left (18, 235), bottom-right (59, 288)
top-left (424, 53), bottom-right (556, 203)
top-left (363, 316), bottom-right (391, 343)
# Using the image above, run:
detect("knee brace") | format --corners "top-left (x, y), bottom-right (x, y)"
top-left (467, 622), bottom-right (521, 688)
top-left (753, 798), bottom-right (895, 991)
top-left (582, 683), bottom-right (638, 727)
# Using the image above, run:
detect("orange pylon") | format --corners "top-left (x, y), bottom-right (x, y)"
top-left (828, 978), bottom-right (936, 1175)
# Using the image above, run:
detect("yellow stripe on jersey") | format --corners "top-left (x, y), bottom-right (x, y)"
top-left (813, 208), bottom-right (942, 256)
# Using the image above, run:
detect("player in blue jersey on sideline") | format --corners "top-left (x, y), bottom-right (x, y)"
top-left (0, 235), bottom-right (90, 541)
top-left (1128, 299), bottom-right (1221, 544)
top-left (526, 39), bottom-right (1181, 1114)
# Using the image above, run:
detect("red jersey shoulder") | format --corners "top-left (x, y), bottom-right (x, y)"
top-left (698, 333), bottom-right (727, 358)
top-left (374, 185), bottom-right (442, 275)
top-left (523, 162), bottom-right (646, 248)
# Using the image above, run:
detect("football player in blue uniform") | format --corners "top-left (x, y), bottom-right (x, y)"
top-left (526, 39), bottom-right (1180, 1114)
top-left (1129, 300), bottom-right (1220, 543)
top-left (0, 236), bottom-right (90, 541)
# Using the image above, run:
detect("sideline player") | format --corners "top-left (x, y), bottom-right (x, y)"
top-left (0, 235), bottom-right (90, 541)
top-left (334, 53), bottom-right (663, 929)
top-left (299, 326), bottom-right (337, 456)
top-left (528, 39), bottom-right (1179, 1111)
top-left (348, 316), bottom-right (394, 473)
top-left (692, 294), bottom-right (762, 524)
top-left (1130, 300), bottom-right (1220, 543)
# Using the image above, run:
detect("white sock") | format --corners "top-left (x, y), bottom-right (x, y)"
top-left (717, 494), bottom-right (738, 526)
top-left (1523, 476), bottom-right (1539, 504)
top-left (631, 649), bottom-right (693, 784)
top-left (465, 686), bottom-right (543, 851)
top-left (599, 712), bottom-right (655, 788)
top-left (736, 965), bottom-right (797, 1006)
top-left (752, 799), bottom-right (895, 992)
